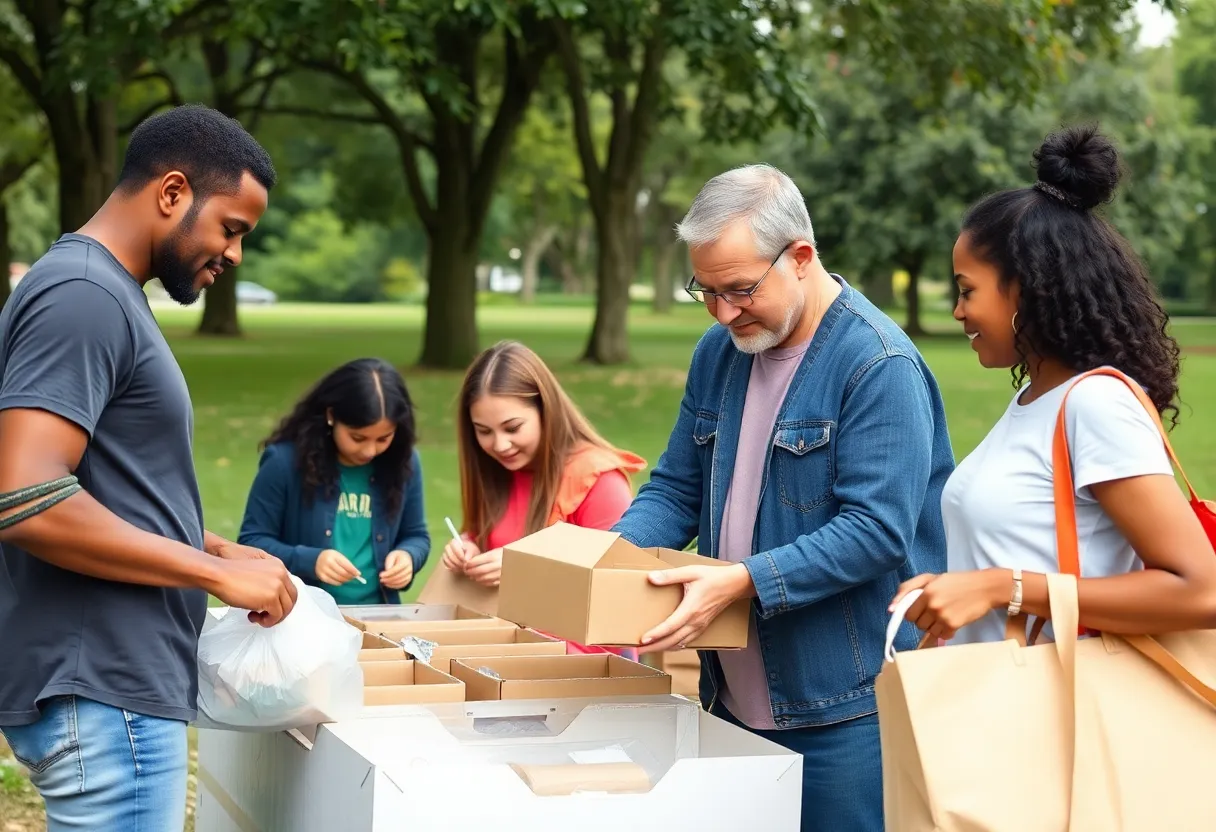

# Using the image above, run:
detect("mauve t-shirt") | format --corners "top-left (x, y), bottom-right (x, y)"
top-left (717, 339), bottom-right (809, 730)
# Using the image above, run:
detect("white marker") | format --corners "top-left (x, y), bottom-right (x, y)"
top-left (444, 517), bottom-right (464, 552)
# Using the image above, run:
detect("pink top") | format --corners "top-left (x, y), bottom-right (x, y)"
top-left (717, 340), bottom-right (810, 730)
top-left (489, 469), bottom-right (638, 660)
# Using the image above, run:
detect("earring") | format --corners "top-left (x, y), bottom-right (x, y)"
top-left (1011, 312), bottom-right (1019, 333)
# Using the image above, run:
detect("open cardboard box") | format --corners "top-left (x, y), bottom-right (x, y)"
top-left (196, 695), bottom-right (802, 831)
top-left (497, 523), bottom-right (749, 649)
top-left (360, 628), bottom-right (567, 672)
top-left (450, 654), bottom-right (672, 701)
top-left (343, 603), bottom-right (511, 640)
top-left (361, 660), bottom-right (465, 706)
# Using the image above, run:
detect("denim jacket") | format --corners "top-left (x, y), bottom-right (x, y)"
top-left (613, 277), bottom-right (954, 728)
top-left (238, 441), bottom-right (431, 604)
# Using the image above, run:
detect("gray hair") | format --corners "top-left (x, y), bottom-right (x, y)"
top-left (675, 164), bottom-right (816, 260)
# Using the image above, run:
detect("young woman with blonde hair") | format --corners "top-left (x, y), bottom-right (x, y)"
top-left (440, 340), bottom-right (646, 656)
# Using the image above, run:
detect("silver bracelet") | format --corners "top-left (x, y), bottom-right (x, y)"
top-left (1007, 567), bottom-right (1024, 617)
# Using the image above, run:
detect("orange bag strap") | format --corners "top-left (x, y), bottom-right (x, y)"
top-left (1051, 366), bottom-right (1196, 580)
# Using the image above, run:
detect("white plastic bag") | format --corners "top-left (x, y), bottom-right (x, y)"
top-left (195, 577), bottom-right (364, 731)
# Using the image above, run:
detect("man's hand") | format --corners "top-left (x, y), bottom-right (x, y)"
top-left (379, 550), bottom-right (414, 590)
top-left (315, 549), bottom-right (361, 586)
top-left (210, 539), bottom-right (272, 561)
top-left (464, 547), bottom-right (503, 588)
top-left (207, 558), bottom-right (298, 627)
top-left (639, 563), bottom-right (755, 654)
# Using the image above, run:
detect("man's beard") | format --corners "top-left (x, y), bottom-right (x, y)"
top-left (151, 210), bottom-right (204, 306)
top-left (729, 292), bottom-right (804, 354)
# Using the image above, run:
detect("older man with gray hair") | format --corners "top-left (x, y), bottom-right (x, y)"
top-left (612, 164), bottom-right (954, 830)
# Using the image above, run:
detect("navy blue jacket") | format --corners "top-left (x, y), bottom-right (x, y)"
top-left (237, 441), bottom-right (431, 604)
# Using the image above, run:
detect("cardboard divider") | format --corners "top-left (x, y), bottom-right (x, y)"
top-left (450, 654), bottom-right (672, 702)
top-left (497, 523), bottom-right (749, 650)
top-left (342, 603), bottom-right (506, 634)
top-left (358, 629), bottom-right (568, 671)
top-left (361, 660), bottom-right (465, 706)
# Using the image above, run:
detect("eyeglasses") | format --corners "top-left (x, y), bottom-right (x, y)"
top-left (684, 244), bottom-right (792, 308)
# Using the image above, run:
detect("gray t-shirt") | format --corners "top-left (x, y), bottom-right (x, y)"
top-left (0, 233), bottom-right (206, 727)
top-left (717, 340), bottom-right (810, 730)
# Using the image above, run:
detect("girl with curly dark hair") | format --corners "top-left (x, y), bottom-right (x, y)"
top-left (238, 358), bottom-right (430, 605)
top-left (891, 125), bottom-right (1216, 644)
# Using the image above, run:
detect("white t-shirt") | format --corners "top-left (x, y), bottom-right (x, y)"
top-left (943, 373), bottom-right (1174, 645)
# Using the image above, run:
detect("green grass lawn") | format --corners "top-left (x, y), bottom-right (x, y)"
top-left (4, 299), bottom-right (1216, 831)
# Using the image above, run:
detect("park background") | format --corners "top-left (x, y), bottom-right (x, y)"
top-left (1, 0), bottom-right (1215, 829)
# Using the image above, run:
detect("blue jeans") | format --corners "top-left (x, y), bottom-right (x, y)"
top-left (711, 702), bottom-right (883, 832)
top-left (0, 695), bottom-right (187, 831)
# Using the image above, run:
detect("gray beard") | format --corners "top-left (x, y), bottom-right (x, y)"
top-left (728, 292), bottom-right (805, 354)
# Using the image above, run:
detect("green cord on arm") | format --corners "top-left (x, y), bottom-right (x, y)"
top-left (0, 476), bottom-right (82, 532)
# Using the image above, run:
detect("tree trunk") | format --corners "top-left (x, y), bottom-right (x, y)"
top-left (420, 225), bottom-right (480, 368)
top-left (904, 263), bottom-right (925, 337)
top-left (520, 224), bottom-right (558, 304)
top-left (652, 234), bottom-right (679, 314)
top-left (198, 40), bottom-right (245, 336)
top-left (583, 188), bottom-right (636, 364)
top-left (0, 198), bottom-right (11, 312)
top-left (861, 272), bottom-right (895, 307)
top-left (198, 269), bottom-right (242, 335)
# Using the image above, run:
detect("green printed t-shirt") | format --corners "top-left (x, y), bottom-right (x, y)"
top-left (326, 463), bottom-right (381, 605)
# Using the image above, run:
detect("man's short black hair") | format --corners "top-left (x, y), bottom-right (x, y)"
top-left (117, 104), bottom-right (277, 202)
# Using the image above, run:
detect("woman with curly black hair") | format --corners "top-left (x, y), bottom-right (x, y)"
top-left (890, 124), bottom-right (1216, 644)
top-left (238, 358), bottom-right (430, 605)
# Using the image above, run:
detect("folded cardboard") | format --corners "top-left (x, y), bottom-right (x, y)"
top-left (497, 523), bottom-right (750, 649)
top-left (361, 660), bottom-right (465, 706)
top-left (344, 604), bottom-right (510, 640)
top-left (450, 654), bottom-right (671, 701)
top-left (196, 696), bottom-right (803, 831)
top-left (417, 562), bottom-right (500, 617)
top-left (360, 628), bottom-right (567, 672)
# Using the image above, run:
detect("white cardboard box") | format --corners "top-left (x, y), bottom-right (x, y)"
top-left (195, 695), bottom-right (802, 831)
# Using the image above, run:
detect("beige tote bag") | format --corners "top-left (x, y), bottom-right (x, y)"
top-left (876, 368), bottom-right (1216, 832)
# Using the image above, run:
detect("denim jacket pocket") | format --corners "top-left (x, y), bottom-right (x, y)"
top-left (772, 421), bottom-right (834, 512)
top-left (692, 411), bottom-right (719, 446)
top-left (1, 695), bottom-right (79, 773)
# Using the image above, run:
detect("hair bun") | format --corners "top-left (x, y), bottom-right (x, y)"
top-left (1032, 124), bottom-right (1121, 211)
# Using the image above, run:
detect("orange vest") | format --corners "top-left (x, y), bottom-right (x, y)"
top-left (546, 443), bottom-right (648, 525)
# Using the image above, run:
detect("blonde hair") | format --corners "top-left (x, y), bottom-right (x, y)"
top-left (457, 341), bottom-right (620, 549)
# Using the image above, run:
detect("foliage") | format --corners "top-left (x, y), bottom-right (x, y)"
top-left (240, 171), bottom-right (400, 304)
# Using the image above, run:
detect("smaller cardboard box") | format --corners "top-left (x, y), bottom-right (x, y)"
top-left (361, 660), bottom-right (465, 706)
top-left (450, 654), bottom-right (672, 702)
top-left (360, 628), bottom-right (567, 672)
top-left (497, 523), bottom-right (750, 649)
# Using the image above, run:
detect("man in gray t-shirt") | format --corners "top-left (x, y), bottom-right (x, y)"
top-left (0, 105), bottom-right (298, 830)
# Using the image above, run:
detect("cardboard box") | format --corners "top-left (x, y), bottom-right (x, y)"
top-left (361, 660), bottom-right (465, 706)
top-left (360, 628), bottom-right (567, 672)
top-left (497, 523), bottom-right (750, 649)
top-left (196, 696), bottom-right (803, 831)
top-left (653, 649), bottom-right (702, 699)
top-left (343, 604), bottom-right (510, 640)
top-left (450, 654), bottom-right (672, 701)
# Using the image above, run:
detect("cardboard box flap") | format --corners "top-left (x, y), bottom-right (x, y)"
top-left (652, 547), bottom-right (733, 570)
top-left (599, 539), bottom-right (666, 570)
top-left (505, 523), bottom-right (622, 568)
top-left (417, 563), bottom-right (500, 617)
